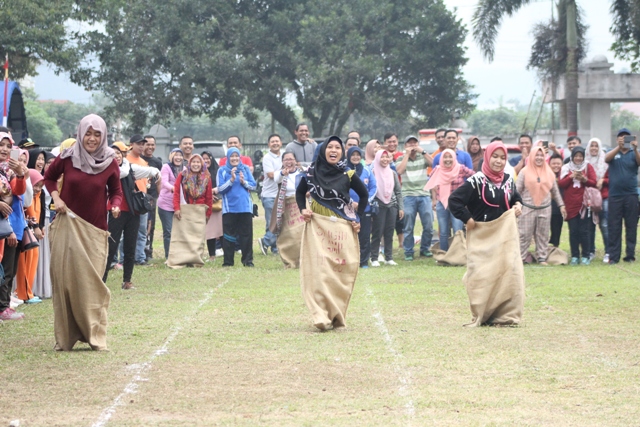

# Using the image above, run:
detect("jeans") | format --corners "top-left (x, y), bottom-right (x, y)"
top-left (589, 198), bottom-right (608, 255)
top-left (103, 211), bottom-right (140, 283)
top-left (261, 196), bottom-right (277, 251)
top-left (135, 212), bottom-right (148, 263)
top-left (607, 194), bottom-right (639, 262)
top-left (157, 207), bottom-right (174, 259)
top-left (402, 195), bottom-right (433, 256)
top-left (436, 201), bottom-right (463, 251)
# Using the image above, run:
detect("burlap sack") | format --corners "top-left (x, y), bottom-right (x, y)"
top-left (463, 209), bottom-right (525, 327)
top-left (275, 196), bottom-right (306, 269)
top-left (167, 204), bottom-right (207, 269)
top-left (546, 246), bottom-right (569, 265)
top-left (300, 214), bottom-right (359, 330)
top-left (48, 210), bottom-right (111, 351)
top-left (432, 230), bottom-right (467, 266)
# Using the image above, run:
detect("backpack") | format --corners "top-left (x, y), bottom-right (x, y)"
top-left (583, 187), bottom-right (603, 215)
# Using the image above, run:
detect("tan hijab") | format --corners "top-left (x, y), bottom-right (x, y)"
top-left (60, 114), bottom-right (115, 175)
top-left (521, 146), bottom-right (555, 206)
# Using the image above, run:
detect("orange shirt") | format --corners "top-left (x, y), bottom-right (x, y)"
top-left (126, 154), bottom-right (149, 192)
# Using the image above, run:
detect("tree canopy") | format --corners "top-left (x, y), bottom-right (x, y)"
top-left (68, 0), bottom-right (475, 137)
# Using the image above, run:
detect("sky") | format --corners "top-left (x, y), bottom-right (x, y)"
top-left (33, 0), bottom-right (630, 109)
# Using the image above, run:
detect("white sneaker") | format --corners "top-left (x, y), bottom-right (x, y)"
top-left (371, 261), bottom-right (380, 267)
top-left (603, 253), bottom-right (610, 263)
top-left (378, 253), bottom-right (385, 262)
top-left (215, 249), bottom-right (224, 257)
top-left (385, 260), bottom-right (398, 266)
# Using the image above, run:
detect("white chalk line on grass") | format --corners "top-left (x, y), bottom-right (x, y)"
top-left (364, 286), bottom-right (416, 419)
top-left (91, 274), bottom-right (230, 427)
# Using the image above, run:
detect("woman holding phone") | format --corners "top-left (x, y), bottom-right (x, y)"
top-left (558, 146), bottom-right (597, 265)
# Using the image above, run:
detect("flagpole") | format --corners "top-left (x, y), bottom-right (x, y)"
top-left (2, 54), bottom-right (8, 128)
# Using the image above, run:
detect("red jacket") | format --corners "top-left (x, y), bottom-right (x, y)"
top-left (173, 172), bottom-right (213, 218)
top-left (558, 163), bottom-right (597, 221)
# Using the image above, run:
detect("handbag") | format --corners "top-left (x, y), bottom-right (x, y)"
top-left (131, 189), bottom-right (153, 215)
top-left (211, 197), bottom-right (222, 212)
top-left (20, 226), bottom-right (39, 252)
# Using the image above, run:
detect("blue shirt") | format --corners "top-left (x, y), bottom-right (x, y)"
top-left (349, 165), bottom-right (377, 213)
top-left (607, 149), bottom-right (639, 197)
top-left (509, 155), bottom-right (523, 167)
top-left (432, 149), bottom-right (473, 170)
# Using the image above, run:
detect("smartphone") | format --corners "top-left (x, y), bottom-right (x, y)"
top-left (9, 148), bottom-right (20, 161)
top-left (623, 135), bottom-right (635, 149)
top-left (541, 140), bottom-right (549, 148)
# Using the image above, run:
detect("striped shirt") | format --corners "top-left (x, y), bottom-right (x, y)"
top-left (395, 155), bottom-right (429, 196)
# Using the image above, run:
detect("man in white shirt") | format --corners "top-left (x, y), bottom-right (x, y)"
top-left (258, 134), bottom-right (283, 255)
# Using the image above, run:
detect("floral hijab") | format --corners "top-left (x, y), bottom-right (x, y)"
top-left (182, 154), bottom-right (211, 201)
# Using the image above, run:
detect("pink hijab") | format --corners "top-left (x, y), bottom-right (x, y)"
top-left (372, 150), bottom-right (394, 204)
top-left (60, 114), bottom-right (115, 175)
top-left (365, 140), bottom-right (378, 165)
top-left (29, 169), bottom-right (44, 187)
top-left (425, 149), bottom-right (460, 208)
top-left (482, 141), bottom-right (507, 185)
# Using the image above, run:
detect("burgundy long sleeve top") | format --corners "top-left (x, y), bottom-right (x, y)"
top-left (557, 163), bottom-right (597, 221)
top-left (44, 157), bottom-right (123, 231)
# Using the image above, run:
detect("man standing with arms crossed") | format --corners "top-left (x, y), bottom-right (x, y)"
top-left (142, 135), bottom-right (163, 261)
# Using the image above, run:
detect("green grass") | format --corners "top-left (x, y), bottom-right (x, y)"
top-left (1, 212), bottom-right (639, 426)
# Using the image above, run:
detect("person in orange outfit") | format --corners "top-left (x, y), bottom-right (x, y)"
top-left (15, 169), bottom-right (44, 304)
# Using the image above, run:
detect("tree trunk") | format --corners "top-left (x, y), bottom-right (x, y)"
top-left (565, 0), bottom-right (579, 136)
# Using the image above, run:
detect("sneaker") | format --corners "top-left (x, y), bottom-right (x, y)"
top-left (581, 257), bottom-right (590, 265)
top-left (385, 260), bottom-right (398, 266)
top-left (135, 261), bottom-right (148, 266)
top-left (244, 262), bottom-right (255, 267)
top-left (113, 263), bottom-right (123, 271)
top-left (420, 250), bottom-right (433, 258)
top-left (25, 297), bottom-right (42, 304)
top-left (236, 250), bottom-right (242, 254)
top-left (121, 282), bottom-right (135, 290)
top-left (603, 254), bottom-right (610, 263)
top-left (215, 249), bottom-right (224, 257)
top-left (257, 238), bottom-right (268, 256)
top-left (360, 265), bottom-right (369, 269)
top-left (405, 254), bottom-right (413, 261)
top-left (623, 256), bottom-right (636, 263)
top-left (378, 253), bottom-right (385, 262)
top-left (570, 257), bottom-right (579, 265)
top-left (588, 252), bottom-right (596, 261)
top-left (0, 308), bottom-right (25, 320)
top-left (371, 261), bottom-right (380, 267)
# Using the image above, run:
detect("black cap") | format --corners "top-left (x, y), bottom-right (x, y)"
top-left (18, 138), bottom-right (39, 149)
top-left (617, 128), bottom-right (631, 137)
top-left (129, 134), bottom-right (146, 144)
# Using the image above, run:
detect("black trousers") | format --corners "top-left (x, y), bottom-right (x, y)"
top-left (568, 214), bottom-right (591, 259)
top-left (207, 238), bottom-right (217, 257)
top-left (371, 204), bottom-right (398, 261)
top-left (0, 243), bottom-right (20, 312)
top-left (358, 212), bottom-right (372, 267)
top-left (549, 213), bottom-right (564, 247)
top-left (145, 203), bottom-right (157, 260)
top-left (103, 211), bottom-right (140, 283)
top-left (222, 213), bottom-right (253, 266)
top-left (607, 194), bottom-right (639, 262)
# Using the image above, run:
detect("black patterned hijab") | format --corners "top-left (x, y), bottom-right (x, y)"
top-left (305, 135), bottom-right (357, 221)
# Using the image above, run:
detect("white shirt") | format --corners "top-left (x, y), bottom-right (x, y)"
top-left (274, 169), bottom-right (301, 197)
top-left (261, 151), bottom-right (282, 198)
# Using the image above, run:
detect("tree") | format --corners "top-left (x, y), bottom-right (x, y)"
top-left (70, 0), bottom-right (474, 137)
top-left (21, 89), bottom-right (63, 146)
top-left (0, 0), bottom-right (88, 79)
top-left (610, 0), bottom-right (640, 71)
top-left (39, 99), bottom-right (103, 139)
top-left (472, 0), bottom-right (583, 135)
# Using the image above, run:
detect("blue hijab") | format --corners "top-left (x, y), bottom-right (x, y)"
top-left (346, 146), bottom-right (364, 177)
top-left (224, 147), bottom-right (251, 176)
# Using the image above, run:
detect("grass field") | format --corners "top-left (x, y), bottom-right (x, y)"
top-left (1, 211), bottom-right (639, 426)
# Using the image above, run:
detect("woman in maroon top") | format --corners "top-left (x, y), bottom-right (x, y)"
top-left (43, 114), bottom-right (122, 351)
top-left (558, 146), bottom-right (597, 265)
